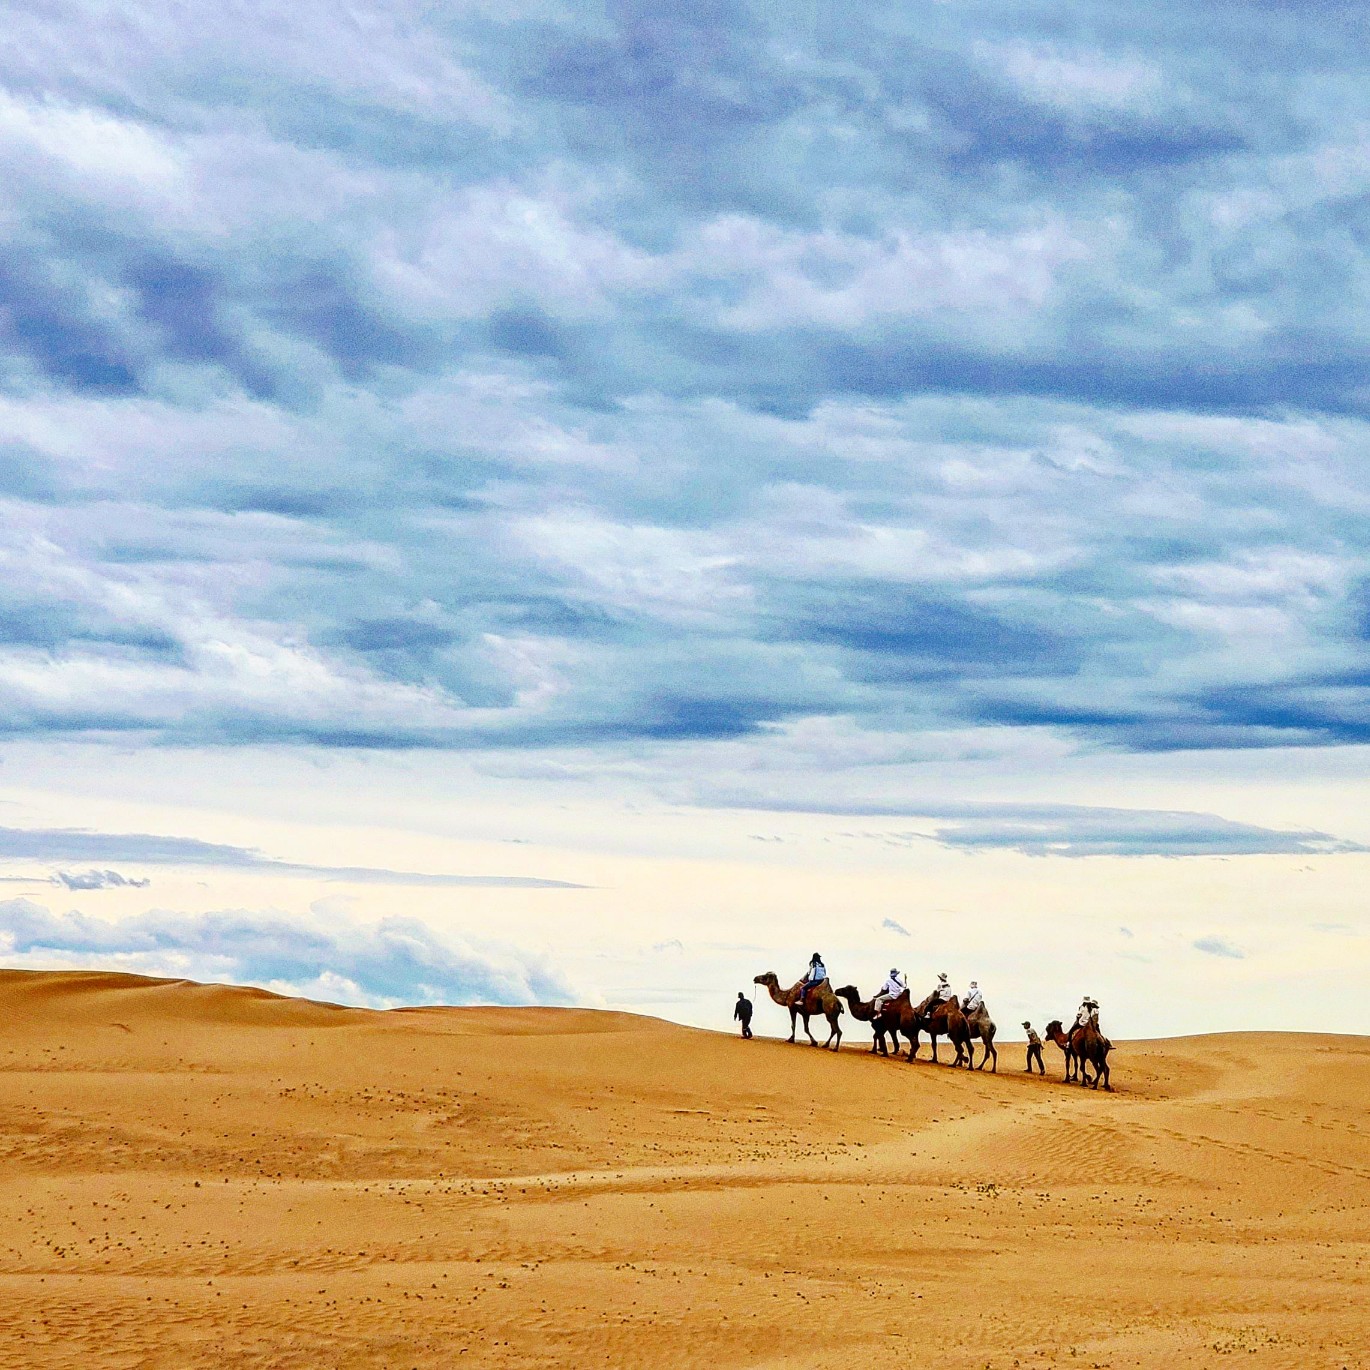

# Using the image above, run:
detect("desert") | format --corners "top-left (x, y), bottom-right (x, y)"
top-left (0, 968), bottom-right (1366, 1368)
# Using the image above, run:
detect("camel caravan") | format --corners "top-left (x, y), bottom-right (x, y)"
top-left (750, 955), bottom-right (1114, 1090)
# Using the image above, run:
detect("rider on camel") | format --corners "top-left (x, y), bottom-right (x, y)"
top-left (930, 972), bottom-right (952, 1006)
top-left (795, 953), bottom-right (828, 1009)
top-left (963, 980), bottom-right (984, 1015)
top-left (1073, 996), bottom-right (1099, 1032)
top-left (872, 967), bottom-right (905, 1016)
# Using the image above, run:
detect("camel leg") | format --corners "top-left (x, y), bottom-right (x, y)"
top-left (787, 1008), bottom-right (798, 1044)
top-left (977, 1037), bottom-right (997, 1073)
top-left (930, 1034), bottom-right (940, 1065)
top-left (889, 1029), bottom-right (900, 1056)
top-left (802, 1012), bottom-right (819, 1047)
top-left (827, 1014), bottom-right (842, 1051)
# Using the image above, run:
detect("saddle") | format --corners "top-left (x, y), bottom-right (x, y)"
top-left (790, 978), bottom-right (830, 1012)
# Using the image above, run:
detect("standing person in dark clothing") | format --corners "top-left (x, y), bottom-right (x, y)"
top-left (734, 992), bottom-right (754, 1038)
top-left (1023, 1021), bottom-right (1044, 1074)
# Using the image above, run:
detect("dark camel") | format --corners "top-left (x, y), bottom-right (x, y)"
top-left (753, 973), bottom-right (843, 1050)
top-left (1071, 1021), bottom-right (1113, 1091)
top-left (834, 985), bottom-right (901, 1057)
top-left (1044, 1018), bottom-right (1113, 1089)
top-left (904, 992), bottom-right (972, 1067)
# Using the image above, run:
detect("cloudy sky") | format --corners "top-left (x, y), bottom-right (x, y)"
top-left (2, 0), bottom-right (1369, 1036)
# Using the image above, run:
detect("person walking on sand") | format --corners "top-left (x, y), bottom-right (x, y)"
top-left (1023, 1021), bottom-right (1044, 1074)
top-left (734, 991), bottom-right (753, 1039)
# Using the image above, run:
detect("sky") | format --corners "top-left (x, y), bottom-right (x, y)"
top-left (2, 0), bottom-right (1369, 1038)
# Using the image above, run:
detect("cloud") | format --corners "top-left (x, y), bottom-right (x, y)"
top-left (1193, 937), bottom-right (1245, 959)
top-left (0, 899), bottom-right (576, 1009)
top-left (881, 918), bottom-right (910, 937)
top-left (921, 806), bottom-right (1365, 859)
top-left (0, 825), bottom-right (584, 888)
top-left (2, 0), bottom-right (1370, 775)
top-left (55, 869), bottom-right (151, 890)
top-left (691, 795), bottom-right (1364, 858)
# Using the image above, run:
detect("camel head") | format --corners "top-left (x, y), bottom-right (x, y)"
top-left (834, 984), bottom-right (858, 998)
top-left (1044, 1019), bottom-right (1063, 1037)
top-left (753, 972), bottom-right (778, 988)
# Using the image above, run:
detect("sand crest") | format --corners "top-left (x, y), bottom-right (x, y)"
top-left (0, 968), bottom-right (1366, 1367)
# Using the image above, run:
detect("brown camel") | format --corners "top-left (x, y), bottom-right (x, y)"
top-left (963, 1001), bottom-right (998, 1072)
top-left (906, 992), bottom-right (972, 1067)
top-left (865, 989), bottom-right (918, 1057)
top-left (1071, 1021), bottom-right (1113, 1091)
top-left (1042, 1019), bottom-right (1077, 1082)
top-left (753, 973), bottom-right (843, 1050)
top-left (834, 985), bottom-right (901, 1057)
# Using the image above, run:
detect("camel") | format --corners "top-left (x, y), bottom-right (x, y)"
top-left (1071, 1021), bottom-right (1113, 1091)
top-left (1043, 1019), bottom-right (1077, 1082)
top-left (905, 992), bottom-right (972, 1067)
top-left (963, 1001), bottom-right (998, 1072)
top-left (865, 989), bottom-right (919, 1058)
top-left (1043, 1018), bottom-right (1112, 1089)
top-left (834, 985), bottom-right (901, 1057)
top-left (753, 973), bottom-right (843, 1050)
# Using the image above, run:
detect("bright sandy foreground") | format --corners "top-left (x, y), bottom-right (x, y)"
top-left (0, 971), bottom-right (1367, 1368)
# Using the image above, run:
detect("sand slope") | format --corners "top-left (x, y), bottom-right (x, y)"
top-left (0, 969), bottom-right (1366, 1368)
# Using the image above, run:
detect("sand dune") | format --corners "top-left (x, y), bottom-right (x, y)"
top-left (0, 969), bottom-right (1366, 1368)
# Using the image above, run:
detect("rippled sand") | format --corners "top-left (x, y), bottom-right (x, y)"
top-left (1, 968), bottom-right (1366, 1367)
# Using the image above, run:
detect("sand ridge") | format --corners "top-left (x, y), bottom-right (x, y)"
top-left (0, 968), bottom-right (1367, 1367)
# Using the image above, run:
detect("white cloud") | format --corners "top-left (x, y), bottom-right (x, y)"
top-left (0, 90), bottom-right (183, 197)
top-left (0, 898), bottom-right (578, 1008)
top-left (677, 214), bottom-right (1093, 333)
top-left (977, 40), bottom-right (1166, 115)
